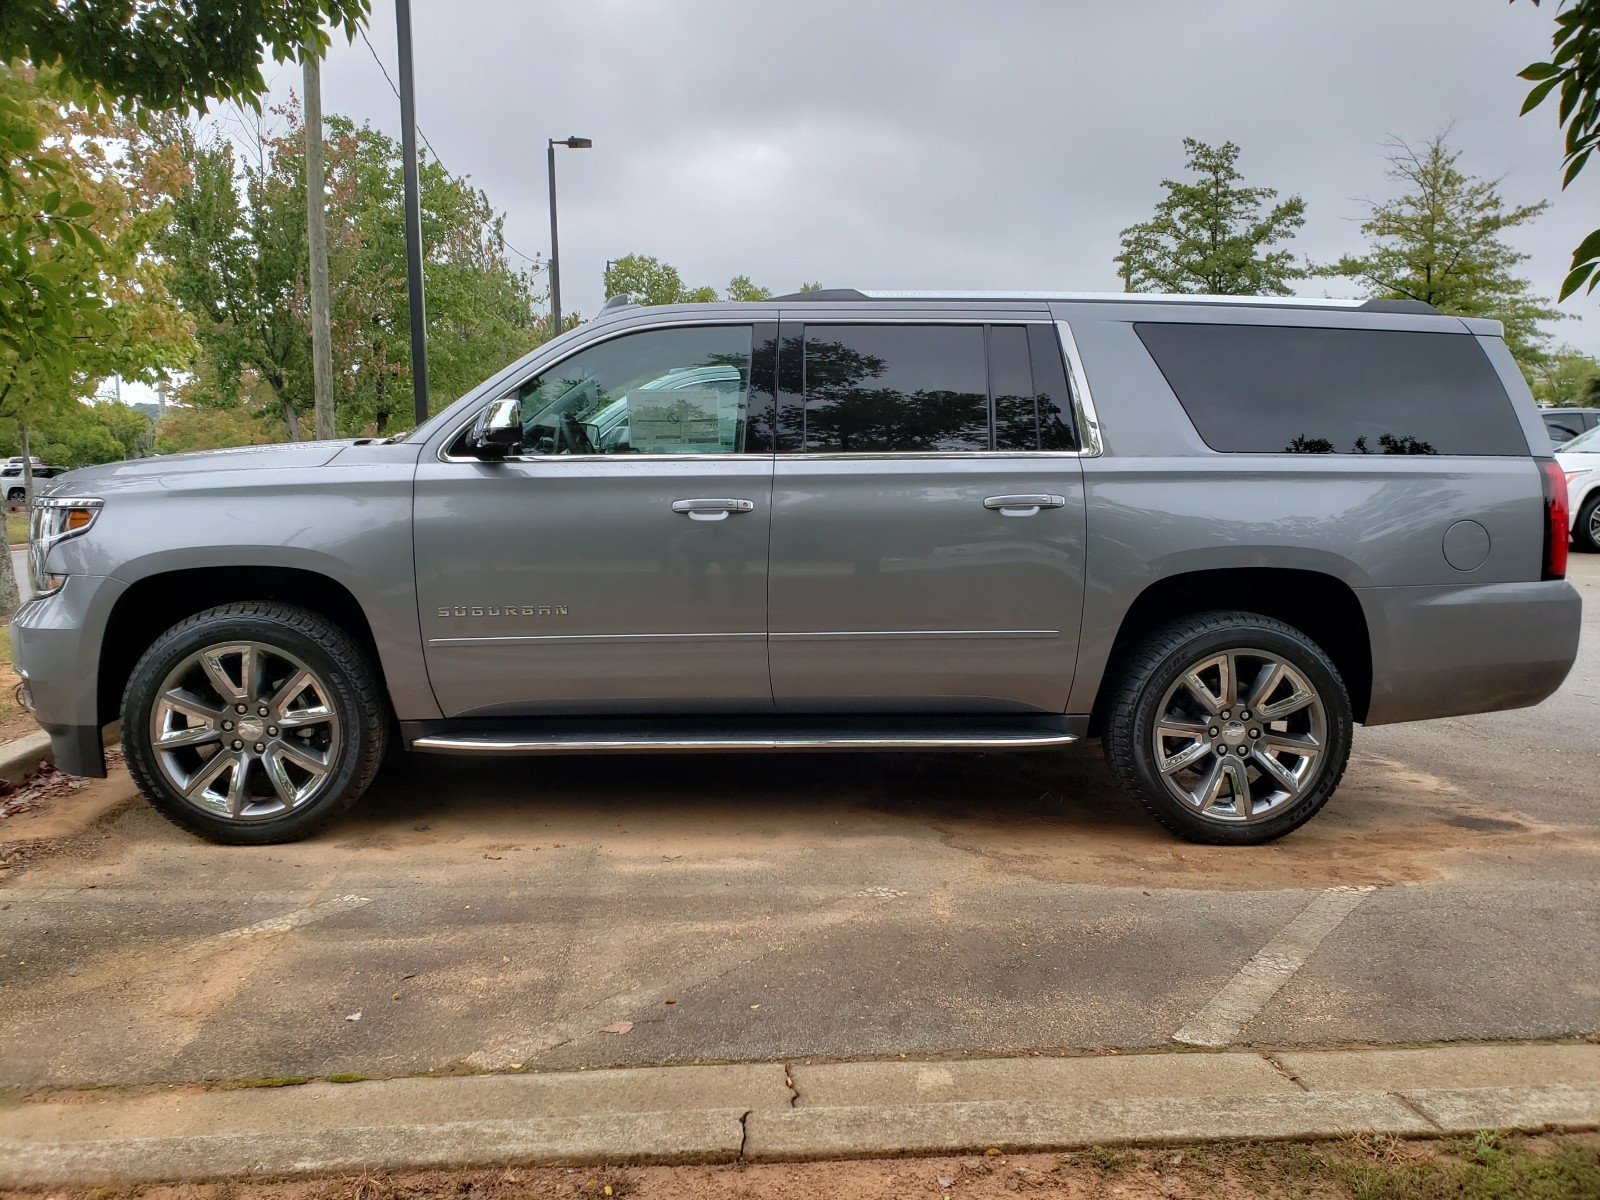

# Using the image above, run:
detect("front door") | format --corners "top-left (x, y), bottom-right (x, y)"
top-left (768, 320), bottom-right (1087, 713)
top-left (415, 322), bottom-right (777, 717)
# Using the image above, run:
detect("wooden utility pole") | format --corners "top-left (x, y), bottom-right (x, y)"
top-left (303, 44), bottom-right (336, 441)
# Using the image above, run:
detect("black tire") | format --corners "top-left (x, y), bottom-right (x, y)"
top-left (1101, 610), bottom-right (1353, 845)
top-left (6, 488), bottom-right (23, 504)
top-left (1573, 491), bottom-right (1600, 554)
top-left (122, 602), bottom-right (388, 844)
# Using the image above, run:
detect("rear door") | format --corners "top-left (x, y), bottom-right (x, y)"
top-left (767, 317), bottom-right (1087, 713)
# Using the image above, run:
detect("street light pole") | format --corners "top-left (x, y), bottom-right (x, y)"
top-left (546, 136), bottom-right (591, 336)
top-left (396, 0), bottom-right (430, 426)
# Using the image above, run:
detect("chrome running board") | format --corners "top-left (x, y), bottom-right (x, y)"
top-left (409, 724), bottom-right (1078, 756)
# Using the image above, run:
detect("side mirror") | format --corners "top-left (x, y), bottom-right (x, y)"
top-left (466, 397), bottom-right (523, 459)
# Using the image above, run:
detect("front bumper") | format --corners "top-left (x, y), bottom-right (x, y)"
top-left (10, 573), bottom-right (126, 778)
top-left (1359, 578), bottom-right (1581, 726)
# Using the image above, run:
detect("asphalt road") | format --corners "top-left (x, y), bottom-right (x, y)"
top-left (1, 560), bottom-right (1596, 1090)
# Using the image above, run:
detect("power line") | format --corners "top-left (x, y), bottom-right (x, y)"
top-left (355, 26), bottom-right (545, 271)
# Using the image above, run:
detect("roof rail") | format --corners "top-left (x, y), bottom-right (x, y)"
top-left (1356, 298), bottom-right (1439, 314)
top-left (766, 289), bottom-right (1442, 315)
top-left (770, 288), bottom-right (867, 300)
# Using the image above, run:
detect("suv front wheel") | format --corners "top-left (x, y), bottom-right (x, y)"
top-left (1103, 611), bottom-right (1353, 845)
top-left (122, 602), bottom-right (387, 844)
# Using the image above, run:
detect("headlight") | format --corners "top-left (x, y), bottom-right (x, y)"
top-left (28, 496), bottom-right (102, 596)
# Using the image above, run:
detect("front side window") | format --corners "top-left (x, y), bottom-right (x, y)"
top-left (508, 325), bottom-right (754, 455)
top-left (802, 325), bottom-right (989, 453)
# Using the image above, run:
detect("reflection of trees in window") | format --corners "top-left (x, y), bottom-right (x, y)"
top-left (1284, 433), bottom-right (1436, 454)
top-left (994, 392), bottom-right (1040, 450)
top-left (803, 337), bottom-right (987, 452)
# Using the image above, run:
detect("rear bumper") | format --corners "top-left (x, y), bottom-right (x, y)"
top-left (10, 573), bottom-right (125, 778)
top-left (1359, 578), bottom-right (1581, 726)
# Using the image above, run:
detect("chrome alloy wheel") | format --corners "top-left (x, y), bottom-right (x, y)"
top-left (1590, 501), bottom-right (1600, 544)
top-left (148, 641), bottom-right (342, 822)
top-left (1150, 648), bottom-right (1326, 824)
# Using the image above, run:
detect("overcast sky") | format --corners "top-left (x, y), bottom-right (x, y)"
top-left (223, 1), bottom-right (1600, 365)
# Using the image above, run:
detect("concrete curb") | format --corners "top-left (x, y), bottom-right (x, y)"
top-left (1, 1043), bottom-right (1595, 1185)
top-left (0, 728), bottom-right (52, 786)
top-left (0, 722), bottom-right (117, 787)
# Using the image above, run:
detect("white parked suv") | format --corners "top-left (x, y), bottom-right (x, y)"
top-left (1556, 424), bottom-right (1600, 552)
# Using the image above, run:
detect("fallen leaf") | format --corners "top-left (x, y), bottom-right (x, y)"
top-left (600, 1020), bottom-right (634, 1035)
top-left (750, 1004), bottom-right (762, 1010)
top-left (346, 1012), bottom-right (362, 1022)
top-left (485, 854), bottom-right (502, 861)
top-left (664, 998), bottom-right (677, 1005)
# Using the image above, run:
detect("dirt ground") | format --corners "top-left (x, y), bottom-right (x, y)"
top-left (3, 1135), bottom-right (1595, 1200)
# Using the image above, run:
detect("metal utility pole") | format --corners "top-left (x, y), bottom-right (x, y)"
top-left (396, 0), bottom-right (430, 426)
top-left (546, 136), bottom-right (591, 336)
top-left (303, 44), bottom-right (336, 441)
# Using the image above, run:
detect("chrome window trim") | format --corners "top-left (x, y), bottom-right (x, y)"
top-left (1054, 320), bottom-right (1104, 458)
top-left (781, 451), bottom-right (1084, 462)
top-left (436, 319), bottom-right (764, 464)
top-left (437, 316), bottom-right (1090, 465)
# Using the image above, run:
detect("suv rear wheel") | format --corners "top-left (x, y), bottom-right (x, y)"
top-left (122, 602), bottom-right (387, 844)
top-left (1103, 611), bottom-right (1352, 845)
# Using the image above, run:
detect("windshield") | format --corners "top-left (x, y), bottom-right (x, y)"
top-left (1561, 423), bottom-right (1600, 453)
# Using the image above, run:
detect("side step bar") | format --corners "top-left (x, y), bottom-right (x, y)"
top-left (409, 725), bottom-right (1078, 756)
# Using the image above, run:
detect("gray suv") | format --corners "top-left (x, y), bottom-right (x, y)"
top-left (11, 291), bottom-right (1582, 846)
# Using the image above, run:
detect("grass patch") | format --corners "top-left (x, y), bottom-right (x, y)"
top-left (0, 625), bottom-right (11, 665)
top-left (325, 1073), bottom-right (369, 1084)
top-left (1224, 1133), bottom-right (1600, 1200)
top-left (229, 1076), bottom-right (310, 1089)
top-left (5, 510), bottom-right (26, 547)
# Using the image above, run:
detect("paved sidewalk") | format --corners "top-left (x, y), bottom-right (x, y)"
top-left (3, 1041), bottom-right (1596, 1185)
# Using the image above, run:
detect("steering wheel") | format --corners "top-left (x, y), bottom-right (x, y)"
top-left (551, 413), bottom-right (595, 456)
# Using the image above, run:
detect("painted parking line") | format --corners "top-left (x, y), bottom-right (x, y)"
top-left (214, 894), bottom-right (372, 939)
top-left (1172, 885), bottom-right (1376, 1048)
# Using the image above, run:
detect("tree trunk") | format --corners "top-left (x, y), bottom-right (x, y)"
top-left (0, 532), bottom-right (20, 621)
top-left (20, 423), bottom-right (35, 507)
top-left (282, 398), bottom-right (302, 442)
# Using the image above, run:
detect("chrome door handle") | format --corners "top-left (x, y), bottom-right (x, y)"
top-left (671, 498), bottom-right (755, 522)
top-left (984, 494), bottom-right (1066, 517)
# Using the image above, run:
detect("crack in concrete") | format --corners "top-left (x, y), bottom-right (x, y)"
top-left (1389, 1089), bottom-right (1444, 1130)
top-left (736, 1109), bottom-right (752, 1160)
top-left (783, 1064), bottom-right (799, 1108)
top-left (1261, 1052), bottom-right (1309, 1092)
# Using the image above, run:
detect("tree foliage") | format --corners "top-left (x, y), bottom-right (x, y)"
top-left (0, 65), bottom-right (190, 441)
top-left (1115, 138), bottom-right (1308, 295)
top-left (159, 103), bottom-right (544, 439)
top-left (1528, 346), bottom-right (1600, 407)
top-left (1326, 133), bottom-right (1564, 372)
top-left (1518, 0), bottom-right (1600, 298)
top-left (0, 0), bottom-right (368, 111)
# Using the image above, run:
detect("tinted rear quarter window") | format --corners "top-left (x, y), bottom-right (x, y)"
top-left (1135, 323), bottom-right (1526, 456)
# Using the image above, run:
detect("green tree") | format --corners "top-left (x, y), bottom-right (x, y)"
top-left (1326, 132), bottom-right (1564, 373)
top-left (1115, 138), bottom-right (1308, 295)
top-left (160, 106), bottom-right (543, 440)
top-left (1518, 0), bottom-right (1600, 297)
top-left (1529, 346), bottom-right (1600, 407)
top-left (725, 275), bottom-right (772, 302)
top-left (0, 66), bottom-right (190, 614)
top-left (155, 403), bottom-right (275, 454)
top-left (604, 254), bottom-right (712, 305)
top-left (1, 0), bottom-right (366, 110)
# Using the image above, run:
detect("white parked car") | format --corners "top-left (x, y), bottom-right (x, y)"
top-left (1556, 423), bottom-right (1600, 552)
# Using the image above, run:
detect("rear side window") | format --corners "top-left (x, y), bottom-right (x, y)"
top-left (803, 325), bottom-right (989, 452)
top-left (1136, 323), bottom-right (1526, 456)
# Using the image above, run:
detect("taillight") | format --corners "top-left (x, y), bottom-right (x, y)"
top-left (1539, 458), bottom-right (1569, 581)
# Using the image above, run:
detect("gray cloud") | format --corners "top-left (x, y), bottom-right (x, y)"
top-left (267, 0), bottom-right (1598, 354)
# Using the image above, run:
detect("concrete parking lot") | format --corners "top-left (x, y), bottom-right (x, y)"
top-left (1, 560), bottom-right (1596, 1091)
